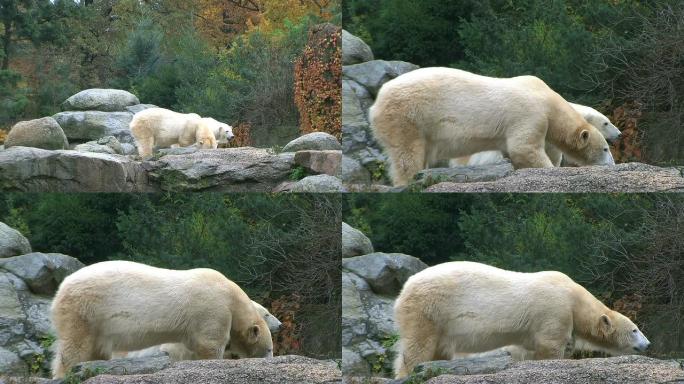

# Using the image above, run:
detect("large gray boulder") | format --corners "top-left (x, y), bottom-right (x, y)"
top-left (289, 174), bottom-right (345, 193)
top-left (146, 148), bottom-right (295, 192)
top-left (342, 222), bottom-right (373, 258)
top-left (0, 222), bottom-right (31, 258)
top-left (0, 146), bottom-right (152, 192)
top-left (342, 30), bottom-right (374, 65)
top-left (62, 89), bottom-right (140, 112)
top-left (80, 355), bottom-right (341, 384)
top-left (425, 163), bottom-right (684, 193)
top-left (75, 136), bottom-right (125, 155)
top-left (342, 60), bottom-right (419, 97)
top-left (53, 111), bottom-right (134, 143)
top-left (5, 117), bottom-right (68, 150)
top-left (294, 150), bottom-right (342, 177)
top-left (0, 253), bottom-right (84, 294)
top-left (282, 132), bottom-right (341, 152)
top-left (343, 253), bottom-right (428, 295)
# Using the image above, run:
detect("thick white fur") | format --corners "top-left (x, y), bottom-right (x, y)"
top-left (202, 117), bottom-right (235, 143)
top-left (121, 300), bottom-right (282, 361)
top-left (451, 102), bottom-right (620, 167)
top-left (393, 261), bottom-right (650, 379)
top-left (50, 261), bottom-right (273, 379)
top-left (130, 108), bottom-right (218, 158)
top-left (370, 67), bottom-right (614, 186)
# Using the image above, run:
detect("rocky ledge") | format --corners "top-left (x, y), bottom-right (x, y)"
top-left (344, 354), bottom-right (684, 384)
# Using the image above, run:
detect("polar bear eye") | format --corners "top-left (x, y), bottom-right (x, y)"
top-left (603, 148), bottom-right (608, 152)
top-left (632, 329), bottom-right (637, 333)
top-left (604, 122), bottom-right (608, 126)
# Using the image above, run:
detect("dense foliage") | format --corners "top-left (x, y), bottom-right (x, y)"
top-left (344, 194), bottom-right (684, 358)
top-left (1, 193), bottom-right (341, 359)
top-left (343, 0), bottom-right (684, 165)
top-left (0, 0), bottom-right (340, 147)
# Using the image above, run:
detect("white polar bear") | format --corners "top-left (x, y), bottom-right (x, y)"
top-left (121, 300), bottom-right (282, 361)
top-left (370, 67), bottom-right (615, 186)
top-left (50, 261), bottom-right (273, 379)
top-left (392, 261), bottom-right (650, 379)
top-left (451, 102), bottom-right (621, 167)
top-left (130, 108), bottom-right (218, 158)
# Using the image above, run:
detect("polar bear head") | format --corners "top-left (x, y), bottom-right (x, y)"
top-left (564, 123), bottom-right (615, 166)
top-left (251, 301), bottom-right (283, 333)
top-left (229, 317), bottom-right (274, 359)
top-left (202, 117), bottom-right (235, 143)
top-left (593, 311), bottom-right (650, 355)
top-left (570, 103), bottom-right (621, 143)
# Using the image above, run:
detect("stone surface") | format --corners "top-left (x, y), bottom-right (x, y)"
top-left (413, 162), bottom-right (514, 187)
top-left (421, 355), bottom-right (684, 384)
top-left (71, 355), bottom-right (173, 379)
top-left (62, 89), bottom-right (140, 112)
top-left (146, 148), bottom-right (295, 192)
top-left (0, 222), bottom-right (31, 258)
top-left (125, 104), bottom-right (158, 114)
top-left (0, 146), bottom-right (152, 192)
top-left (343, 253), bottom-right (428, 295)
top-left (342, 60), bottom-right (419, 97)
top-left (0, 253), bottom-right (85, 294)
top-left (283, 132), bottom-right (342, 153)
top-left (342, 30), bottom-right (374, 65)
top-left (401, 351), bottom-right (514, 383)
top-left (74, 136), bottom-right (125, 155)
top-left (341, 156), bottom-right (371, 185)
top-left (289, 175), bottom-right (345, 193)
top-left (53, 111), bottom-right (134, 143)
top-left (5, 117), bottom-right (68, 150)
top-left (294, 150), bottom-right (342, 176)
top-left (342, 222), bottom-right (373, 258)
top-left (425, 163), bottom-right (684, 193)
top-left (81, 355), bottom-right (341, 384)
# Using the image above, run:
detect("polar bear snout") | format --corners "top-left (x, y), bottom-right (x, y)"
top-left (632, 330), bottom-right (651, 352)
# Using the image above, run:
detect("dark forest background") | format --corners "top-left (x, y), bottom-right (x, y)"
top-left (344, 193), bottom-right (684, 358)
top-left (343, 0), bottom-right (684, 165)
top-left (1, 193), bottom-right (341, 359)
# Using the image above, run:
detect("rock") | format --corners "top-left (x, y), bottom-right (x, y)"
top-left (283, 132), bottom-right (342, 153)
top-left (0, 222), bottom-right (31, 258)
top-left (341, 156), bottom-right (371, 185)
top-left (0, 346), bottom-right (25, 376)
top-left (81, 355), bottom-right (341, 384)
top-left (0, 147), bottom-right (152, 192)
top-left (424, 163), bottom-right (684, 193)
top-left (5, 117), bottom-right (69, 150)
top-left (289, 175), bottom-right (345, 193)
top-left (421, 355), bottom-right (684, 384)
top-left (342, 60), bottom-right (419, 97)
top-left (120, 143), bottom-right (138, 156)
top-left (403, 351), bottom-right (514, 383)
top-left (125, 104), bottom-right (158, 114)
top-left (413, 162), bottom-right (514, 187)
top-left (62, 89), bottom-right (140, 112)
top-left (53, 111), bottom-right (134, 143)
top-left (75, 136), bottom-right (124, 155)
top-left (0, 253), bottom-right (84, 294)
top-left (294, 150), bottom-right (342, 176)
top-left (146, 148), bottom-right (295, 192)
top-left (71, 355), bottom-right (173, 380)
top-left (343, 253), bottom-right (428, 295)
top-left (342, 223), bottom-right (373, 258)
top-left (342, 30), bottom-right (374, 65)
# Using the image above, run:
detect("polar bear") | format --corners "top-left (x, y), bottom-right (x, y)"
top-left (370, 67), bottom-right (615, 186)
top-left (121, 300), bottom-right (282, 361)
top-left (202, 117), bottom-right (235, 144)
top-left (130, 108), bottom-right (218, 158)
top-left (50, 260), bottom-right (273, 379)
top-left (451, 102), bottom-right (621, 167)
top-left (392, 261), bottom-right (650, 379)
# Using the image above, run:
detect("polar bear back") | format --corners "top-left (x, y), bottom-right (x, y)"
top-left (130, 108), bottom-right (203, 148)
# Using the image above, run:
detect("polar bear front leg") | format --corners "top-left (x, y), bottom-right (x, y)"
top-left (388, 138), bottom-right (427, 187)
top-left (136, 136), bottom-right (155, 159)
top-left (544, 142), bottom-right (563, 167)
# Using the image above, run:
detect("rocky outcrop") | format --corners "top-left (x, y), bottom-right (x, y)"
top-left (282, 132), bottom-right (342, 152)
top-left (289, 174), bottom-right (346, 193)
top-left (77, 355), bottom-right (340, 384)
top-left (75, 136), bottom-right (126, 155)
top-left (424, 162), bottom-right (684, 193)
top-left (342, 30), bottom-right (374, 65)
top-left (0, 222), bottom-right (31, 258)
top-left (0, 146), bottom-right (152, 192)
top-left (5, 117), bottom-right (69, 150)
top-left (294, 150), bottom-right (342, 177)
top-left (342, 252), bottom-right (427, 376)
top-left (53, 111), bottom-right (134, 144)
top-left (61, 89), bottom-right (140, 112)
top-left (342, 223), bottom-right (373, 258)
top-left (0, 251), bottom-right (84, 376)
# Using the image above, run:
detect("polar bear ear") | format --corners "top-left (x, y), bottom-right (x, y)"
top-left (248, 324), bottom-right (261, 343)
top-left (599, 314), bottom-right (614, 334)
top-left (580, 130), bottom-right (590, 142)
